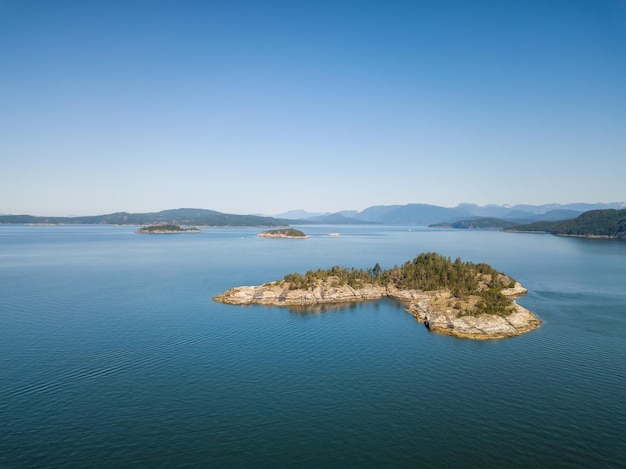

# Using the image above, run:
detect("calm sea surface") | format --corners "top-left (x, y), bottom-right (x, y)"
top-left (1, 225), bottom-right (625, 468)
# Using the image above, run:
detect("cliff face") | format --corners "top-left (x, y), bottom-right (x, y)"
top-left (213, 279), bottom-right (541, 340)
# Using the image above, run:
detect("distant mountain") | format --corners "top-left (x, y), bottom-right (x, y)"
top-left (513, 209), bottom-right (582, 222)
top-left (506, 209), bottom-right (626, 238)
top-left (347, 202), bottom-right (625, 226)
top-left (430, 218), bottom-right (522, 230)
top-left (336, 210), bottom-right (360, 218)
top-left (0, 208), bottom-right (292, 227)
top-left (431, 210), bottom-right (585, 231)
top-left (453, 202), bottom-right (624, 219)
top-left (506, 202), bottom-right (625, 214)
top-left (303, 213), bottom-right (377, 225)
top-left (356, 204), bottom-right (474, 225)
top-left (356, 205), bottom-right (404, 222)
top-left (455, 203), bottom-right (517, 219)
top-left (3, 203), bottom-right (624, 228)
top-left (273, 209), bottom-right (363, 222)
top-left (273, 209), bottom-right (325, 219)
top-left (266, 202), bottom-right (625, 227)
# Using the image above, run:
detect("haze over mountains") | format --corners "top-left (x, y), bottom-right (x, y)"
top-left (2, 202), bottom-right (624, 227)
top-left (275, 202), bottom-right (626, 225)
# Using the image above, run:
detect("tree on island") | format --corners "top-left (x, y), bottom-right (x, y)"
top-left (258, 228), bottom-right (308, 238)
top-left (280, 252), bottom-right (517, 316)
top-left (136, 224), bottom-right (199, 233)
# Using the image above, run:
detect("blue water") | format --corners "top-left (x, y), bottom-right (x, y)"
top-left (1, 225), bottom-right (625, 468)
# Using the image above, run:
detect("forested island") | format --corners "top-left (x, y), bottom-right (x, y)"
top-left (0, 208), bottom-right (293, 227)
top-left (214, 252), bottom-right (541, 339)
top-left (505, 208), bottom-right (626, 239)
top-left (258, 229), bottom-right (309, 238)
top-left (136, 224), bottom-right (200, 234)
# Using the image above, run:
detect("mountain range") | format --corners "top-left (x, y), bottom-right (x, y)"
top-left (1, 202), bottom-right (624, 227)
top-left (276, 202), bottom-right (625, 225)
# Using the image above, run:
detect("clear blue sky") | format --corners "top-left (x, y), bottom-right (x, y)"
top-left (1, 0), bottom-right (625, 216)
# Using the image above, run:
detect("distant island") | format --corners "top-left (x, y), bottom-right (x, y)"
top-left (214, 252), bottom-right (541, 340)
top-left (258, 228), bottom-right (309, 239)
top-left (0, 208), bottom-right (294, 227)
top-left (136, 224), bottom-right (200, 234)
top-left (505, 208), bottom-right (626, 239)
top-left (429, 208), bottom-right (626, 239)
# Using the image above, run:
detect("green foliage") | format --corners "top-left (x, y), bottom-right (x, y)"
top-left (282, 252), bottom-right (518, 315)
top-left (138, 224), bottom-right (189, 232)
top-left (261, 229), bottom-right (307, 237)
top-left (475, 290), bottom-right (515, 316)
top-left (393, 253), bottom-right (475, 295)
top-left (508, 209), bottom-right (626, 238)
top-left (552, 209), bottom-right (626, 238)
top-left (284, 265), bottom-right (373, 290)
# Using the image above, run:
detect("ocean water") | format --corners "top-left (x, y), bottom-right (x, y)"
top-left (1, 225), bottom-right (625, 468)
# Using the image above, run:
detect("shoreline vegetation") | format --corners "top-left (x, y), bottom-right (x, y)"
top-left (504, 208), bottom-right (626, 239)
top-left (136, 224), bottom-right (200, 234)
top-left (214, 252), bottom-right (541, 339)
top-left (258, 228), bottom-right (309, 238)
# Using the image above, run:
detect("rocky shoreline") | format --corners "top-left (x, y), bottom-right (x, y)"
top-left (257, 233), bottom-right (310, 239)
top-left (136, 226), bottom-right (200, 234)
top-left (407, 292), bottom-right (541, 339)
top-left (257, 228), bottom-right (310, 239)
top-left (213, 280), bottom-right (541, 340)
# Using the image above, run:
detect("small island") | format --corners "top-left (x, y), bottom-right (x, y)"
top-left (258, 228), bottom-right (309, 239)
top-left (214, 252), bottom-right (541, 340)
top-left (136, 224), bottom-right (201, 234)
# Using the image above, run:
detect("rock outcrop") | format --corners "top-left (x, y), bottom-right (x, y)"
top-left (257, 229), bottom-right (309, 239)
top-left (214, 279), bottom-right (541, 340)
top-left (136, 224), bottom-right (200, 234)
top-left (214, 282), bottom-right (387, 305)
top-left (407, 293), bottom-right (541, 340)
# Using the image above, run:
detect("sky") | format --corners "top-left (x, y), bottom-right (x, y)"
top-left (1, 0), bottom-right (625, 216)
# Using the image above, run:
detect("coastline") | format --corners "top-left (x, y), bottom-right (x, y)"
top-left (136, 227), bottom-right (201, 234)
top-left (257, 233), bottom-right (310, 239)
top-left (257, 228), bottom-right (310, 239)
top-left (213, 280), bottom-right (540, 340)
top-left (136, 230), bottom-right (201, 234)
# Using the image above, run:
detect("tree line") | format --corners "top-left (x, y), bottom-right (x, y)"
top-left (508, 208), bottom-right (626, 238)
top-left (280, 252), bottom-right (517, 315)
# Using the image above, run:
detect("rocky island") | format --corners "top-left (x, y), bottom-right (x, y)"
top-left (258, 228), bottom-right (309, 238)
top-left (214, 253), bottom-right (541, 340)
top-left (136, 224), bottom-right (201, 234)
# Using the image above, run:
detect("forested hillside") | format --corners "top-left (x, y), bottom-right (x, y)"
top-left (507, 209), bottom-right (626, 238)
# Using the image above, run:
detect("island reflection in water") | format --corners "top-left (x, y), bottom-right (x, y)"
top-left (285, 298), bottom-right (405, 315)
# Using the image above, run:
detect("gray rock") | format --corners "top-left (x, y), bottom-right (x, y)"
top-left (213, 279), bottom-right (541, 340)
